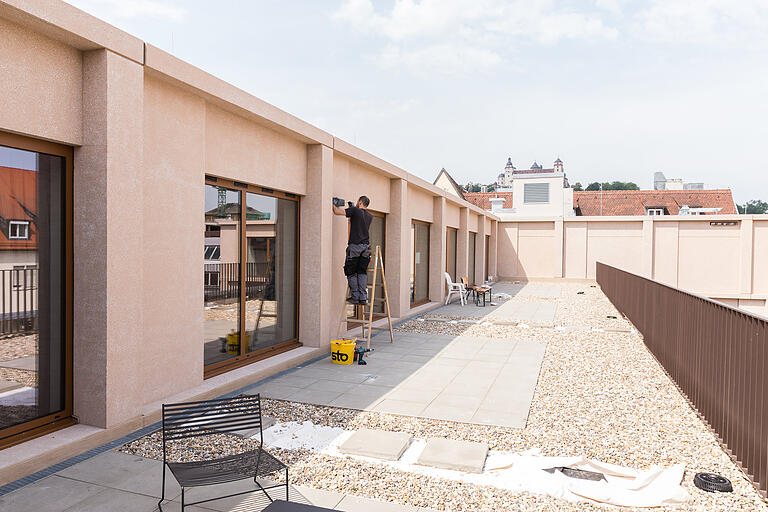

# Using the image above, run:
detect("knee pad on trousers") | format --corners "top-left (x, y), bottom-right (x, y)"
top-left (344, 259), bottom-right (356, 276)
top-left (355, 255), bottom-right (370, 274)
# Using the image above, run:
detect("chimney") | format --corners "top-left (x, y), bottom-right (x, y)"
top-left (489, 196), bottom-right (506, 213)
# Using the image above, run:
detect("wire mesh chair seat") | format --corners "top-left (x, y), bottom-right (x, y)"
top-left (158, 394), bottom-right (289, 511)
top-left (167, 447), bottom-right (287, 487)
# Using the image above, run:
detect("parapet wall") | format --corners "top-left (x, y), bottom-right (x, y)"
top-left (498, 216), bottom-right (768, 316)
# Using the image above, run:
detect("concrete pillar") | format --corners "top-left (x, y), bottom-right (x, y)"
top-left (300, 144), bottom-right (335, 348)
top-left (554, 219), bottom-right (564, 278)
top-left (457, 207), bottom-right (469, 282)
top-left (74, 49), bottom-right (143, 428)
top-left (475, 216), bottom-right (486, 284)
top-left (739, 218), bottom-right (754, 295)
top-left (386, 178), bottom-right (410, 317)
top-left (489, 220), bottom-right (498, 279)
top-left (429, 196), bottom-right (446, 302)
top-left (641, 218), bottom-right (654, 279)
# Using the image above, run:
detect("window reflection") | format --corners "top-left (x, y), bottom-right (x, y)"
top-left (245, 192), bottom-right (297, 353)
top-left (0, 144), bottom-right (65, 433)
top-left (203, 183), bottom-right (298, 372)
top-left (203, 185), bottom-right (241, 366)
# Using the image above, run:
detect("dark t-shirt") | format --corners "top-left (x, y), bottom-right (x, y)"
top-left (345, 206), bottom-right (373, 245)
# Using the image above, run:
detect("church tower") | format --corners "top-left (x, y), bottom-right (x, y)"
top-left (554, 157), bottom-right (563, 173)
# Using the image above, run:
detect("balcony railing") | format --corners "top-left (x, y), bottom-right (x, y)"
top-left (597, 262), bottom-right (768, 496)
top-left (0, 268), bottom-right (37, 336)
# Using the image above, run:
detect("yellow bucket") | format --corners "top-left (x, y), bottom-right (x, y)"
top-left (226, 331), bottom-right (251, 355)
top-left (330, 338), bottom-right (356, 365)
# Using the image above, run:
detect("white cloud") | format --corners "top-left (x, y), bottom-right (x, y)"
top-left (379, 43), bottom-right (502, 75)
top-left (334, 0), bottom-right (617, 74)
top-left (68, 0), bottom-right (186, 22)
top-left (638, 0), bottom-right (768, 45)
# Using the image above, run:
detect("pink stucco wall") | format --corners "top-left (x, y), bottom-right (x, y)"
top-left (0, 0), bottom-right (501, 435)
top-left (499, 216), bottom-right (768, 316)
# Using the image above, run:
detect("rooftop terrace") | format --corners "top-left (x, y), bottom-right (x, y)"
top-left (1, 280), bottom-right (765, 511)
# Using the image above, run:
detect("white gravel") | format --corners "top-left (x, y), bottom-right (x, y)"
top-left (120, 281), bottom-right (768, 511)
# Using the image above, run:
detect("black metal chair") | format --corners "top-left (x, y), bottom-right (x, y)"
top-left (158, 394), bottom-right (288, 511)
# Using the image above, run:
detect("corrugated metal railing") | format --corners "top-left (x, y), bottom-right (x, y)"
top-left (596, 262), bottom-right (768, 496)
top-left (0, 268), bottom-right (38, 336)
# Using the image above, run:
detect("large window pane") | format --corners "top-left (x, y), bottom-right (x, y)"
top-left (203, 185), bottom-right (240, 366)
top-left (446, 229), bottom-right (457, 282)
top-left (410, 222), bottom-right (430, 304)
top-left (468, 232), bottom-right (476, 285)
top-left (368, 214), bottom-right (385, 315)
top-left (245, 192), bottom-right (297, 353)
top-left (0, 145), bottom-right (65, 431)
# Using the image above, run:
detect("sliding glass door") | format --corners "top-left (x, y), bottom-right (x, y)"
top-left (468, 232), bottom-right (476, 285)
top-left (446, 228), bottom-right (457, 282)
top-left (0, 132), bottom-right (72, 447)
top-left (410, 221), bottom-right (430, 306)
top-left (203, 178), bottom-right (299, 377)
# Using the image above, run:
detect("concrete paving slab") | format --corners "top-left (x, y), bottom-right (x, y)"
top-left (64, 487), bottom-right (179, 512)
top-left (285, 388), bottom-right (344, 405)
top-left (55, 451), bottom-right (181, 500)
top-left (293, 485), bottom-right (345, 509)
top-left (0, 355), bottom-right (36, 370)
top-left (339, 428), bottom-right (412, 460)
top-left (0, 475), bottom-right (107, 512)
top-left (373, 399), bottom-right (426, 416)
top-left (421, 403), bottom-right (475, 423)
top-left (329, 392), bottom-right (386, 410)
top-left (471, 408), bottom-right (527, 428)
top-left (0, 379), bottom-right (23, 393)
top-left (416, 438), bottom-right (488, 473)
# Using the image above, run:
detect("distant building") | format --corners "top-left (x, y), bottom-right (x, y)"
top-left (433, 168), bottom-right (466, 200)
top-left (481, 157), bottom-right (573, 217)
top-left (653, 171), bottom-right (709, 191)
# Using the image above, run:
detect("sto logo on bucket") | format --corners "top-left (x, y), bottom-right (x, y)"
top-left (331, 350), bottom-right (349, 362)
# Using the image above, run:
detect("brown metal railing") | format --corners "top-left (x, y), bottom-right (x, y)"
top-left (0, 268), bottom-right (38, 336)
top-left (596, 262), bottom-right (768, 496)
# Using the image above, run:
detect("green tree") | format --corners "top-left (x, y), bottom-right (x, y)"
top-left (584, 181), bottom-right (639, 191)
top-left (572, 182), bottom-right (583, 191)
top-left (737, 199), bottom-right (768, 214)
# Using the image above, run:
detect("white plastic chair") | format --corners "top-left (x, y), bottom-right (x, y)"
top-left (444, 272), bottom-right (467, 305)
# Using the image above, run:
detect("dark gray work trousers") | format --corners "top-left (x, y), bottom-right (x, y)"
top-left (345, 243), bottom-right (370, 302)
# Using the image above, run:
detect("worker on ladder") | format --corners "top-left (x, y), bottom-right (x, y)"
top-left (333, 195), bottom-right (372, 305)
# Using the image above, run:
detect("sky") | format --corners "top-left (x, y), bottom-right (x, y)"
top-left (65, 0), bottom-right (768, 204)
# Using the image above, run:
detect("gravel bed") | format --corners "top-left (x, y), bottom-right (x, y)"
top-left (0, 335), bottom-right (37, 362)
top-left (120, 281), bottom-right (767, 511)
top-left (0, 368), bottom-right (37, 387)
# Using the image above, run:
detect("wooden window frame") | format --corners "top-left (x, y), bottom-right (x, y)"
top-left (446, 227), bottom-right (458, 281)
top-left (203, 175), bottom-right (301, 379)
top-left (0, 131), bottom-right (75, 449)
top-left (410, 220), bottom-right (431, 307)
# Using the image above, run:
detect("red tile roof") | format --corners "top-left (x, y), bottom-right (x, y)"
top-left (465, 189), bottom-right (737, 216)
top-left (465, 192), bottom-right (513, 210)
top-left (0, 166), bottom-right (37, 251)
top-left (574, 189), bottom-right (737, 216)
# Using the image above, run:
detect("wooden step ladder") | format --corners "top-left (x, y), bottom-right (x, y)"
top-left (336, 245), bottom-right (394, 349)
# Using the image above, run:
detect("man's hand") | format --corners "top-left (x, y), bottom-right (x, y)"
top-left (332, 205), bottom-right (346, 216)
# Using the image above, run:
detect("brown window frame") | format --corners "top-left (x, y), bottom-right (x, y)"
top-left (203, 175), bottom-right (301, 379)
top-left (446, 227), bottom-right (458, 282)
top-left (410, 220), bottom-right (431, 307)
top-left (0, 131), bottom-right (75, 449)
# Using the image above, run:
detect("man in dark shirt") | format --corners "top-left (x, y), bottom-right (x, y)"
top-left (333, 196), bottom-right (373, 304)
